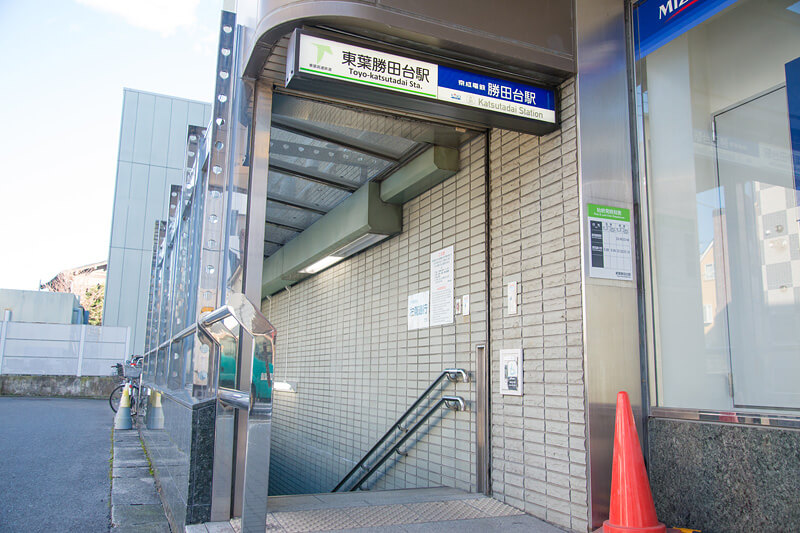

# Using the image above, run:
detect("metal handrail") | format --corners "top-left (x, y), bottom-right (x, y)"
top-left (142, 324), bottom-right (196, 360)
top-left (332, 369), bottom-right (468, 492)
top-left (348, 396), bottom-right (465, 492)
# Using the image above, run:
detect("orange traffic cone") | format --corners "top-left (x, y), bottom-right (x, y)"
top-left (603, 391), bottom-right (666, 533)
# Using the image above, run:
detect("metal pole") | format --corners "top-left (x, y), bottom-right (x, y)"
top-left (0, 316), bottom-right (8, 374)
top-left (77, 325), bottom-right (86, 377)
top-left (234, 78), bottom-right (273, 533)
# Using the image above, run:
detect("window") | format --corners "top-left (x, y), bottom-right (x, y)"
top-left (633, 0), bottom-right (800, 412)
top-left (702, 305), bottom-right (713, 325)
top-left (704, 263), bottom-right (715, 281)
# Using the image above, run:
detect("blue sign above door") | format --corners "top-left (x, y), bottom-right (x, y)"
top-left (787, 57), bottom-right (800, 200)
top-left (634, 0), bottom-right (741, 59)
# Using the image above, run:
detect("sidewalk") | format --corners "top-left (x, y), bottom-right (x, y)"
top-left (110, 426), bottom-right (171, 532)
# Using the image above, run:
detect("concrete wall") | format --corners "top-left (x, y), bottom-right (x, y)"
top-left (264, 134), bottom-right (488, 496)
top-left (104, 89), bottom-right (211, 356)
top-left (487, 79), bottom-right (588, 532)
top-left (0, 321), bottom-right (130, 376)
top-left (0, 374), bottom-right (118, 398)
top-left (0, 289), bottom-right (84, 324)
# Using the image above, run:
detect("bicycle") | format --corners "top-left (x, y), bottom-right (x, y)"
top-left (109, 356), bottom-right (142, 416)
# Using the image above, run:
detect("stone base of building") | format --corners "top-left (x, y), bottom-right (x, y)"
top-left (139, 392), bottom-right (215, 530)
top-left (648, 417), bottom-right (800, 533)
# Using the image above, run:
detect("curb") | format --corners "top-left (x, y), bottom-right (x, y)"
top-left (110, 425), bottom-right (172, 532)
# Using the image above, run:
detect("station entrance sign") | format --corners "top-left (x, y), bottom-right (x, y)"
top-left (286, 30), bottom-right (558, 135)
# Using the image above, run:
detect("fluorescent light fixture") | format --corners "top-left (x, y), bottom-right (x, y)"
top-left (262, 183), bottom-right (402, 297)
top-left (300, 255), bottom-right (345, 274)
top-left (299, 233), bottom-right (390, 274)
top-left (332, 233), bottom-right (388, 257)
top-left (273, 381), bottom-right (297, 393)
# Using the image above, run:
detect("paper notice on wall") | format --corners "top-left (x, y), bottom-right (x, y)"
top-left (429, 246), bottom-right (454, 326)
top-left (507, 281), bottom-right (517, 315)
top-left (587, 204), bottom-right (633, 281)
top-left (500, 349), bottom-right (523, 396)
top-left (407, 291), bottom-right (430, 330)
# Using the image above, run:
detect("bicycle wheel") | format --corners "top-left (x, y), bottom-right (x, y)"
top-left (109, 384), bottom-right (139, 414)
top-left (109, 385), bottom-right (124, 413)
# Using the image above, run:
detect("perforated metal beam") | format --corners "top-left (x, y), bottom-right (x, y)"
top-left (269, 162), bottom-right (359, 192)
top-left (272, 118), bottom-right (399, 162)
top-left (268, 195), bottom-right (327, 215)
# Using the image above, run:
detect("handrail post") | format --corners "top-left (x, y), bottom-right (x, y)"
top-left (197, 293), bottom-right (276, 533)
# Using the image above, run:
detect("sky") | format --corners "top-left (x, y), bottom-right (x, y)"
top-left (0, 0), bottom-right (221, 290)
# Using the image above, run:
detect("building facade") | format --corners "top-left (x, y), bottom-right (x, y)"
top-left (136, 1), bottom-right (800, 532)
top-left (0, 289), bottom-right (129, 377)
top-left (104, 89), bottom-right (212, 355)
top-left (0, 288), bottom-right (86, 325)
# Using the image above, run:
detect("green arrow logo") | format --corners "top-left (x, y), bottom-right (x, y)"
top-left (313, 43), bottom-right (333, 63)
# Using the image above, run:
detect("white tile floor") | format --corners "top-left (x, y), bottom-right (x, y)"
top-left (186, 488), bottom-right (566, 533)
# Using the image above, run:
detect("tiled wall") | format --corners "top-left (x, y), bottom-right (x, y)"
top-left (487, 79), bottom-right (589, 531)
top-left (263, 135), bottom-right (488, 495)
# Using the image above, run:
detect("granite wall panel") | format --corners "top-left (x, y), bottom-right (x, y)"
top-left (140, 395), bottom-right (215, 529)
top-left (649, 417), bottom-right (800, 532)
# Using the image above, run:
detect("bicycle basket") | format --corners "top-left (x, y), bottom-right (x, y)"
top-left (123, 364), bottom-right (142, 379)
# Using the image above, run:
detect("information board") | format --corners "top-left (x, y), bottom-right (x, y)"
top-left (588, 204), bottom-right (633, 281)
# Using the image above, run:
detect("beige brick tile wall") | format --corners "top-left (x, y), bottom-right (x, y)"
top-left (255, 64), bottom-right (588, 531)
top-left (488, 78), bottom-right (588, 532)
top-left (263, 135), bottom-right (488, 496)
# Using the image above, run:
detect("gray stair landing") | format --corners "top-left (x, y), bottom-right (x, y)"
top-left (186, 487), bottom-right (565, 532)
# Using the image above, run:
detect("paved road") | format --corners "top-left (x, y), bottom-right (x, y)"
top-left (0, 397), bottom-right (111, 532)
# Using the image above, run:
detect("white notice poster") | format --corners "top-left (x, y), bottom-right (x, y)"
top-left (429, 246), bottom-right (454, 327)
top-left (407, 291), bottom-right (430, 330)
top-left (507, 281), bottom-right (517, 315)
top-left (500, 349), bottom-right (523, 396)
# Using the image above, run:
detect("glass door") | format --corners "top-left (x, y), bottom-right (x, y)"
top-left (714, 86), bottom-right (800, 409)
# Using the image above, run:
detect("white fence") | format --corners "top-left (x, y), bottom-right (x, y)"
top-left (0, 321), bottom-right (130, 376)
